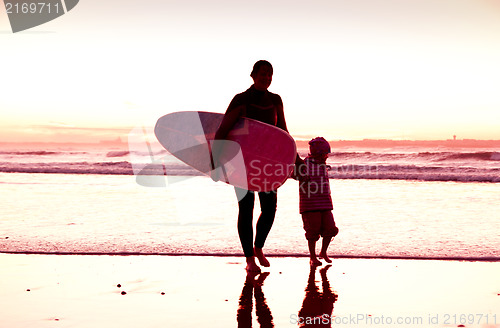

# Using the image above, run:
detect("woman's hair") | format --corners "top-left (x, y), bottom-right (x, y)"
top-left (250, 60), bottom-right (273, 78)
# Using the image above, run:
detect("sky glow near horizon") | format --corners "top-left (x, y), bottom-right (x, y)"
top-left (1, 0), bottom-right (500, 143)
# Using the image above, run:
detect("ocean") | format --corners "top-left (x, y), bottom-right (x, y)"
top-left (1, 140), bottom-right (499, 182)
top-left (0, 141), bottom-right (499, 260)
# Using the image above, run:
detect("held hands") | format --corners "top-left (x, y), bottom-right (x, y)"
top-left (291, 155), bottom-right (310, 182)
top-left (290, 162), bottom-right (310, 182)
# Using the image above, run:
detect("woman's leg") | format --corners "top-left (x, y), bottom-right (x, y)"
top-left (254, 190), bottom-right (277, 249)
top-left (253, 191), bottom-right (277, 267)
top-left (236, 188), bottom-right (255, 258)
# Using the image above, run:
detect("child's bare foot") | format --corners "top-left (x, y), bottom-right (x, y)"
top-left (319, 252), bottom-right (332, 263)
top-left (310, 258), bottom-right (322, 266)
top-left (246, 257), bottom-right (261, 273)
top-left (254, 247), bottom-right (270, 267)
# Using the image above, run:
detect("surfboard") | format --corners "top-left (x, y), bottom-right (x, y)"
top-left (154, 111), bottom-right (297, 192)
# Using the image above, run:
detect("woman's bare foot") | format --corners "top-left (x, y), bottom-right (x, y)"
top-left (246, 257), bottom-right (261, 273)
top-left (319, 252), bottom-right (332, 263)
top-left (310, 257), bottom-right (322, 266)
top-left (254, 247), bottom-right (270, 267)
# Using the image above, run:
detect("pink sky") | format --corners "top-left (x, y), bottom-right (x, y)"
top-left (1, 0), bottom-right (499, 142)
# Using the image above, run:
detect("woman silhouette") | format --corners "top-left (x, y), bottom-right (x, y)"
top-left (213, 60), bottom-right (300, 272)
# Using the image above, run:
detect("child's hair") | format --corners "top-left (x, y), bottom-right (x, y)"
top-left (309, 137), bottom-right (331, 156)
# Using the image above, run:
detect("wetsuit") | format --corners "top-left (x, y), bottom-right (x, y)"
top-left (225, 85), bottom-right (287, 129)
top-left (224, 85), bottom-right (287, 258)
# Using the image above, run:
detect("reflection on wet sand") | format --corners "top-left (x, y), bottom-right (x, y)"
top-left (297, 265), bottom-right (338, 327)
top-left (236, 264), bottom-right (338, 327)
top-left (237, 271), bottom-right (274, 328)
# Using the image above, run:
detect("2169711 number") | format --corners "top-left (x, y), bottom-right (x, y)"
top-left (5, 2), bottom-right (61, 14)
top-left (443, 314), bottom-right (497, 325)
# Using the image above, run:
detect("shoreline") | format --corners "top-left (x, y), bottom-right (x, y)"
top-left (1, 251), bottom-right (500, 262)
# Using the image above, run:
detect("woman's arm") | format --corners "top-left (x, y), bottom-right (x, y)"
top-left (211, 102), bottom-right (243, 181)
top-left (274, 95), bottom-right (303, 167)
top-left (214, 105), bottom-right (243, 140)
top-left (275, 95), bottom-right (289, 133)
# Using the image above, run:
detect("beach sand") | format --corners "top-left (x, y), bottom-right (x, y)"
top-left (0, 254), bottom-right (499, 328)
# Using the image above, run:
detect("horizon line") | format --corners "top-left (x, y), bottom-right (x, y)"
top-left (1, 138), bottom-right (499, 145)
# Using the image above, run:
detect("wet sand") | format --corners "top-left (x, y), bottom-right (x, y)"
top-left (0, 254), bottom-right (499, 328)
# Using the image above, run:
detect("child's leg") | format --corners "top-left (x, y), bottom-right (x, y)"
top-left (319, 211), bottom-right (337, 263)
top-left (319, 236), bottom-right (332, 263)
top-left (302, 212), bottom-right (322, 266)
top-left (308, 239), bottom-right (322, 266)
